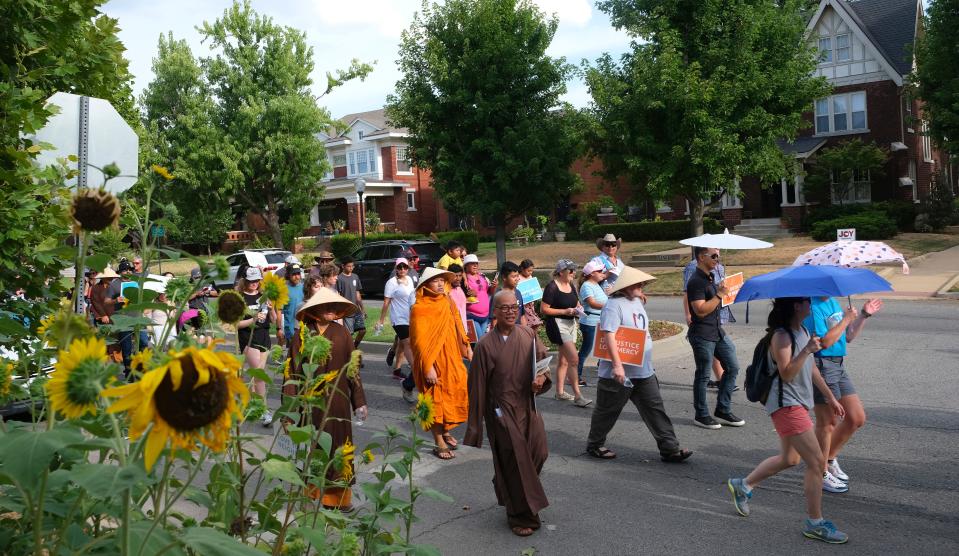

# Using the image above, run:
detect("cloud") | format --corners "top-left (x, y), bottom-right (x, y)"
top-left (533, 0), bottom-right (593, 27)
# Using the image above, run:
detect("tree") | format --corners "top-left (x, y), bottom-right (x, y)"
top-left (585, 0), bottom-right (831, 235)
top-left (802, 139), bottom-right (887, 206)
top-left (144, 1), bottom-right (372, 248)
top-left (388, 0), bottom-right (583, 265)
top-left (913, 0), bottom-right (959, 155)
top-left (0, 0), bottom-right (137, 339)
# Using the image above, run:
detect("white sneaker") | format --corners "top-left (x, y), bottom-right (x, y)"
top-left (828, 459), bottom-right (849, 482)
top-left (261, 409), bottom-right (274, 427)
top-left (823, 471), bottom-right (848, 493)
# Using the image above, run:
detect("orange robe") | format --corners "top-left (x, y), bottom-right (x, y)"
top-left (410, 286), bottom-right (470, 430)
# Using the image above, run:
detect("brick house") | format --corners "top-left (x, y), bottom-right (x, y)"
top-left (723, 0), bottom-right (954, 231)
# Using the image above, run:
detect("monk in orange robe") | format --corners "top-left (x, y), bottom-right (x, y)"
top-left (410, 267), bottom-right (473, 459)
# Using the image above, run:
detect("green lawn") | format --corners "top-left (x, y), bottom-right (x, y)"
top-left (362, 307), bottom-right (395, 343)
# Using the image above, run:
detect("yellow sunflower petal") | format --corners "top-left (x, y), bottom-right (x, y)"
top-left (143, 424), bottom-right (168, 470)
top-left (167, 359), bottom-right (183, 391)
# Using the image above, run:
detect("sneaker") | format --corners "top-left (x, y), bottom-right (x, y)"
top-left (573, 397), bottom-right (593, 408)
top-left (578, 379), bottom-right (588, 387)
top-left (554, 391), bottom-right (575, 401)
top-left (401, 386), bottom-right (416, 403)
top-left (261, 410), bottom-right (274, 427)
top-left (714, 411), bottom-right (745, 427)
top-left (386, 344), bottom-right (396, 367)
top-left (822, 471), bottom-right (849, 493)
top-left (694, 416), bottom-right (722, 429)
top-left (802, 519), bottom-right (849, 544)
top-left (707, 380), bottom-right (720, 389)
top-left (392, 368), bottom-right (407, 380)
top-left (727, 478), bottom-right (751, 517)
top-left (828, 458), bottom-right (849, 482)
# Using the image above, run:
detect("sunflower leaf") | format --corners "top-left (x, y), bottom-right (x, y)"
top-left (287, 425), bottom-right (313, 444)
top-left (246, 367), bottom-right (272, 384)
top-left (317, 431), bottom-right (332, 457)
top-left (0, 426), bottom-right (85, 488)
top-left (70, 463), bottom-right (148, 498)
top-left (260, 458), bottom-right (305, 486)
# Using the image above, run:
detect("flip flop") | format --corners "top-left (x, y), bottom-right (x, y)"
top-left (586, 446), bottom-right (616, 459)
top-left (432, 447), bottom-right (455, 460)
top-left (511, 526), bottom-right (535, 537)
top-left (661, 448), bottom-right (693, 463)
top-left (442, 434), bottom-right (459, 450)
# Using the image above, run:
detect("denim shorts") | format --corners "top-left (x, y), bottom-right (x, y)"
top-left (813, 356), bottom-right (857, 404)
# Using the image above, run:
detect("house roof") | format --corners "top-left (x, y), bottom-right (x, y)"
top-left (329, 108), bottom-right (407, 141)
top-left (777, 137), bottom-right (828, 158)
top-left (842, 0), bottom-right (918, 76)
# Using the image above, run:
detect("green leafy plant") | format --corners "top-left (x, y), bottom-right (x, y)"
top-left (591, 218), bottom-right (723, 241)
top-left (435, 230), bottom-right (480, 253)
top-left (810, 212), bottom-right (897, 241)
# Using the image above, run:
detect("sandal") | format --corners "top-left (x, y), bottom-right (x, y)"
top-left (442, 434), bottom-right (459, 450)
top-left (661, 448), bottom-right (693, 463)
top-left (586, 446), bottom-right (616, 459)
top-left (511, 526), bottom-right (535, 537)
top-left (432, 447), bottom-right (455, 460)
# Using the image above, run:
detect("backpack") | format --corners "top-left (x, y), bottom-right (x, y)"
top-left (744, 328), bottom-right (796, 406)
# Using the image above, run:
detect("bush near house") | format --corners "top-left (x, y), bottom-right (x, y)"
top-left (435, 230), bottom-right (480, 252)
top-left (805, 201), bottom-right (917, 232)
top-left (330, 232), bottom-right (425, 261)
top-left (810, 212), bottom-right (897, 241)
top-left (590, 218), bottom-right (723, 241)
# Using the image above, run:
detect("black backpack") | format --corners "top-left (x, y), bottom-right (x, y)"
top-left (744, 328), bottom-right (796, 406)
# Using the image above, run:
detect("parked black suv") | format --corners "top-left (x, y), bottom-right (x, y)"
top-left (351, 240), bottom-right (444, 295)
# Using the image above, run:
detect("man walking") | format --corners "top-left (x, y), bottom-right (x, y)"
top-left (465, 290), bottom-right (551, 537)
top-left (337, 256), bottom-right (367, 348)
top-left (278, 262), bottom-right (305, 351)
top-left (682, 250), bottom-right (736, 390)
top-left (686, 246), bottom-right (744, 429)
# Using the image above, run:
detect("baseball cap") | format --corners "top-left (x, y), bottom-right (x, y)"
top-left (190, 268), bottom-right (202, 280)
top-left (394, 257), bottom-right (410, 268)
top-left (118, 260), bottom-right (135, 273)
top-left (463, 254), bottom-right (479, 264)
top-left (245, 267), bottom-right (263, 281)
top-left (287, 263), bottom-right (303, 275)
top-left (554, 259), bottom-right (577, 274)
top-left (582, 260), bottom-right (606, 276)
top-left (284, 254), bottom-right (301, 265)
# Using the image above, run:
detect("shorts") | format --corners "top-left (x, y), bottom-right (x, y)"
top-left (770, 405), bottom-right (814, 438)
top-left (343, 311), bottom-right (366, 333)
top-left (813, 356), bottom-right (857, 404)
top-left (393, 324), bottom-right (410, 340)
top-left (238, 327), bottom-right (271, 353)
top-left (546, 317), bottom-right (577, 345)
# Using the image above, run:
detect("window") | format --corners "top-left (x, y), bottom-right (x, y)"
top-left (921, 121), bottom-right (933, 162)
top-left (347, 148), bottom-right (378, 176)
top-left (814, 92), bottom-right (867, 134)
top-left (332, 154), bottom-right (346, 167)
top-left (348, 152), bottom-right (356, 175)
top-left (369, 148), bottom-right (377, 172)
top-left (909, 159), bottom-right (918, 202)
top-left (357, 130), bottom-right (364, 139)
top-left (396, 147), bottom-right (412, 173)
top-left (835, 34), bottom-right (851, 62)
top-left (818, 36), bottom-right (832, 63)
top-left (356, 150), bottom-right (369, 174)
top-left (406, 191), bottom-right (416, 211)
top-left (831, 169), bottom-right (872, 204)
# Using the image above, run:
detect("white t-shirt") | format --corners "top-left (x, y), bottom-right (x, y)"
top-left (384, 276), bottom-right (416, 326)
top-left (596, 295), bottom-right (654, 380)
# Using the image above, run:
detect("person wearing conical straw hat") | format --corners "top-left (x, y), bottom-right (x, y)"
top-left (585, 267), bottom-right (692, 464)
top-left (282, 288), bottom-right (367, 511)
top-left (409, 266), bottom-right (472, 460)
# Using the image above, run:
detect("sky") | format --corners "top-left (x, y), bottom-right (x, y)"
top-left (101, 0), bottom-right (634, 119)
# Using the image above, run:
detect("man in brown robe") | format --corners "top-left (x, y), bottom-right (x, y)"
top-left (464, 290), bottom-right (551, 537)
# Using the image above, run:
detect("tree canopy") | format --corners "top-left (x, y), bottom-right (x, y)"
top-left (913, 0), bottom-right (959, 156)
top-left (387, 0), bottom-right (583, 264)
top-left (585, 0), bottom-right (830, 234)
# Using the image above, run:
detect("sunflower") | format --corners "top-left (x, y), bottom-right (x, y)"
top-left (211, 256), bottom-right (230, 281)
top-left (307, 370), bottom-right (340, 398)
top-left (70, 187), bottom-right (121, 232)
top-left (414, 393), bottom-right (435, 431)
top-left (101, 343), bottom-right (249, 470)
top-left (216, 290), bottom-right (247, 324)
top-left (151, 164), bottom-right (174, 181)
top-left (46, 337), bottom-right (113, 419)
top-left (337, 438), bottom-right (356, 481)
top-left (36, 314), bottom-right (55, 337)
top-left (36, 306), bottom-right (94, 349)
top-left (260, 272), bottom-right (290, 310)
top-left (164, 276), bottom-right (193, 305)
top-left (301, 331), bottom-right (332, 367)
top-left (344, 350), bottom-right (362, 380)
top-left (0, 362), bottom-right (14, 400)
top-left (130, 349), bottom-right (154, 374)
top-left (362, 448), bottom-right (374, 465)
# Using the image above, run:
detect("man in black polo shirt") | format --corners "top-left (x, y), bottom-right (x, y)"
top-left (686, 246), bottom-right (745, 429)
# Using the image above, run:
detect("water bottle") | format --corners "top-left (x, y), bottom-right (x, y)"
top-left (623, 377), bottom-right (634, 389)
top-left (374, 322), bottom-right (384, 335)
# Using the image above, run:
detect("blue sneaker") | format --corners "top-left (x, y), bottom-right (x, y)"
top-left (803, 519), bottom-right (849, 544)
top-left (727, 478), bottom-right (751, 517)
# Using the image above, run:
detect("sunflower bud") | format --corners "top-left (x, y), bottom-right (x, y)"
top-left (211, 256), bottom-right (230, 281)
top-left (216, 290), bottom-right (247, 324)
top-left (70, 187), bottom-right (121, 232)
top-left (164, 276), bottom-right (193, 305)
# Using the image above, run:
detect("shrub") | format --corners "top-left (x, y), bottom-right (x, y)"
top-left (810, 212), bottom-right (897, 241)
top-left (589, 218), bottom-right (723, 241)
top-left (330, 232), bottom-right (426, 260)
top-left (510, 224), bottom-right (536, 242)
top-left (436, 230), bottom-right (479, 252)
top-left (805, 204), bottom-right (867, 229)
top-left (917, 173), bottom-right (956, 232)
top-left (806, 201), bottom-right (917, 232)
top-left (871, 200), bottom-right (917, 232)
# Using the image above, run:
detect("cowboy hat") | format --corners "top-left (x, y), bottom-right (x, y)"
top-left (596, 233), bottom-right (622, 249)
top-left (296, 288), bottom-right (358, 321)
top-left (416, 266), bottom-right (455, 290)
top-left (98, 267), bottom-right (120, 280)
top-left (608, 266), bottom-right (657, 295)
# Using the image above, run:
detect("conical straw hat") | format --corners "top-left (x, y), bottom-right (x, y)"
top-left (97, 267), bottom-right (120, 280)
top-left (416, 266), bottom-right (455, 290)
top-left (608, 266), bottom-right (657, 295)
top-left (296, 288), bottom-right (357, 320)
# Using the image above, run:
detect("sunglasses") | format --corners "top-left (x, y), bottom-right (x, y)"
top-left (396, 265), bottom-right (409, 270)
top-left (709, 253), bottom-right (721, 260)
top-left (603, 242), bottom-right (618, 247)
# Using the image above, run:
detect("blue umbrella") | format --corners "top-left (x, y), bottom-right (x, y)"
top-left (734, 265), bottom-right (893, 304)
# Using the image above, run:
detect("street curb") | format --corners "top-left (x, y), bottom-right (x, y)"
top-left (935, 273), bottom-right (959, 298)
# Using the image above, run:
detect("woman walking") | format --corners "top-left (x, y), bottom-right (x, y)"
top-left (463, 254), bottom-right (496, 342)
top-left (727, 297), bottom-right (849, 544)
top-left (235, 267), bottom-right (278, 426)
top-left (377, 258), bottom-right (417, 399)
top-left (518, 259), bottom-right (543, 331)
top-left (577, 261), bottom-right (609, 386)
top-left (540, 259), bottom-right (590, 407)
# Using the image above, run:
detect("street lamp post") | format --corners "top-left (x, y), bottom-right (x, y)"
top-left (354, 177), bottom-right (366, 244)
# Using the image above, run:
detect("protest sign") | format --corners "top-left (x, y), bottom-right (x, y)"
top-left (593, 326), bottom-right (647, 366)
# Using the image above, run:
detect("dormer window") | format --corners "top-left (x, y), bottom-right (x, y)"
top-left (818, 36), bottom-right (832, 63)
top-left (358, 130), bottom-right (364, 139)
top-left (835, 33), bottom-right (851, 62)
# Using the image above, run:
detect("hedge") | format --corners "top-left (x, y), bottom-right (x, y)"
top-left (435, 230), bottom-right (479, 253)
top-left (810, 212), bottom-right (897, 241)
top-left (329, 232), bottom-right (425, 261)
top-left (806, 201), bottom-right (916, 232)
top-left (589, 218), bottom-right (724, 241)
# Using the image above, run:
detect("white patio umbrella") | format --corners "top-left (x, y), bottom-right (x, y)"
top-left (793, 240), bottom-right (909, 274)
top-left (680, 228), bottom-right (774, 250)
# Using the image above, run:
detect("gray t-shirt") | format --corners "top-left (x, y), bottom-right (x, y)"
top-left (596, 296), bottom-right (655, 380)
top-left (336, 273), bottom-right (362, 304)
top-left (765, 326), bottom-right (815, 414)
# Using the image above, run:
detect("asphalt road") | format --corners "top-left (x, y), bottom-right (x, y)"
top-left (336, 297), bottom-right (959, 555)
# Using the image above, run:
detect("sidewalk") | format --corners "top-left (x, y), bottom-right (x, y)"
top-left (879, 244), bottom-right (959, 298)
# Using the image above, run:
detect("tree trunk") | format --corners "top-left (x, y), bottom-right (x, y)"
top-left (265, 209), bottom-right (284, 248)
top-left (495, 216), bottom-right (507, 269)
top-left (689, 197), bottom-right (706, 237)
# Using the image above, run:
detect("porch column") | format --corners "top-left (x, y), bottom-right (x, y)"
top-left (345, 193), bottom-right (362, 234)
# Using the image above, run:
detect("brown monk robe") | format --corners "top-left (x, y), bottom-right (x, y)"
top-left (464, 290), bottom-right (552, 537)
top-left (410, 267), bottom-right (472, 459)
top-left (281, 289), bottom-right (367, 510)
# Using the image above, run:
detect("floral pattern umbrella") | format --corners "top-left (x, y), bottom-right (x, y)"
top-left (793, 240), bottom-right (909, 274)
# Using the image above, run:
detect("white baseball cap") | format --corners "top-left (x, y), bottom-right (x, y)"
top-left (245, 267), bottom-right (263, 281)
top-left (463, 254), bottom-right (479, 264)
